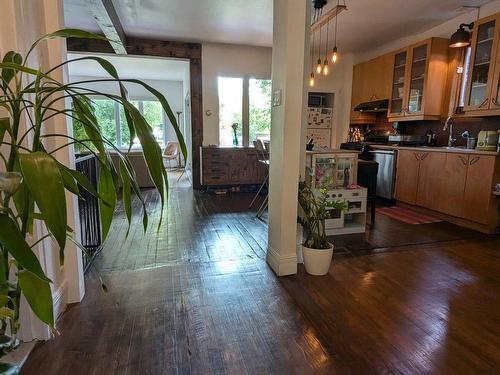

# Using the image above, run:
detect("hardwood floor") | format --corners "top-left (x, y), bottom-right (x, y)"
top-left (22, 172), bottom-right (500, 374)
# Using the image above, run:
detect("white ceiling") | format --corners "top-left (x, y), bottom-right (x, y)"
top-left (67, 52), bottom-right (189, 81)
top-left (63, 0), bottom-right (273, 47)
top-left (63, 0), bottom-right (492, 50)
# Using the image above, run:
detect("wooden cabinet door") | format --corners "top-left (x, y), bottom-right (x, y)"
top-left (416, 152), bottom-right (446, 209)
top-left (394, 150), bottom-right (420, 204)
top-left (438, 153), bottom-right (469, 217)
top-left (372, 53), bottom-right (394, 100)
top-left (406, 41), bottom-right (430, 117)
top-left (389, 49), bottom-right (410, 118)
top-left (464, 15), bottom-right (500, 112)
top-left (350, 62), bottom-right (376, 124)
top-left (486, 14), bottom-right (500, 109)
top-left (462, 155), bottom-right (496, 224)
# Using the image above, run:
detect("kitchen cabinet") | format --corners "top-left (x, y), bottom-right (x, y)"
top-left (394, 150), bottom-right (421, 204)
top-left (395, 150), bottom-right (445, 206)
top-left (464, 15), bottom-right (500, 113)
top-left (416, 152), bottom-right (446, 208)
top-left (394, 148), bottom-right (499, 232)
top-left (462, 155), bottom-right (496, 224)
top-left (388, 38), bottom-right (449, 122)
top-left (350, 53), bottom-right (392, 124)
top-left (438, 153), bottom-right (468, 217)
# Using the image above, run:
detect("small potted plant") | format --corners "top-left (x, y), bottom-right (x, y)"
top-left (297, 181), bottom-right (347, 275)
top-left (231, 123), bottom-right (239, 146)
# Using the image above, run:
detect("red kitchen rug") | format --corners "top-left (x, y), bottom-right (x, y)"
top-left (377, 206), bottom-right (442, 225)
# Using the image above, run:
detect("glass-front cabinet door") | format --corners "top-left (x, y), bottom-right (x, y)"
top-left (465, 16), bottom-right (499, 111)
top-left (488, 15), bottom-right (500, 109)
top-left (407, 43), bottom-right (429, 115)
top-left (389, 50), bottom-right (408, 117)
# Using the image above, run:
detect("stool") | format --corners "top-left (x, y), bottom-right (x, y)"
top-left (357, 160), bottom-right (378, 226)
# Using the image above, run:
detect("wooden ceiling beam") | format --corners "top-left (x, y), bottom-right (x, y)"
top-left (85, 0), bottom-right (127, 54)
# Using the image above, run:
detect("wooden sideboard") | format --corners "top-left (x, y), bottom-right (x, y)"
top-left (200, 146), bottom-right (267, 186)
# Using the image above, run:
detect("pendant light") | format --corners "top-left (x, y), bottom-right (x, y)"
top-left (316, 26), bottom-right (323, 74)
top-left (331, 0), bottom-right (340, 63)
top-left (323, 22), bottom-right (329, 75)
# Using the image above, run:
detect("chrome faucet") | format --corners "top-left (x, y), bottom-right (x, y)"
top-left (443, 116), bottom-right (456, 147)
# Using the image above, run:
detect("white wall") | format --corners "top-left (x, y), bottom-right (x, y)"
top-left (202, 42), bottom-right (272, 145)
top-left (308, 53), bottom-right (354, 147)
top-left (69, 75), bottom-right (185, 143)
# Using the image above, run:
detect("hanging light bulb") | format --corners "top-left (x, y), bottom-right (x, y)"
top-left (316, 58), bottom-right (323, 74)
top-left (332, 46), bottom-right (338, 63)
top-left (331, 0), bottom-right (340, 64)
top-left (309, 72), bottom-right (315, 87)
top-left (323, 59), bottom-right (329, 75)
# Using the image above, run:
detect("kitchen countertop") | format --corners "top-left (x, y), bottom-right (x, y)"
top-left (370, 144), bottom-right (499, 156)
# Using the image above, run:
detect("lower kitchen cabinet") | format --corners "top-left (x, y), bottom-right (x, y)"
top-left (462, 155), bottom-right (497, 224)
top-left (416, 152), bottom-right (446, 208)
top-left (394, 149), bottom-right (499, 232)
top-left (438, 153), bottom-right (468, 217)
top-left (394, 150), bottom-right (420, 204)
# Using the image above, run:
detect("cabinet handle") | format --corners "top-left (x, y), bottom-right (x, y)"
top-left (413, 152), bottom-right (420, 161)
top-left (420, 153), bottom-right (429, 161)
top-left (458, 155), bottom-right (468, 166)
top-left (479, 98), bottom-right (489, 108)
top-left (469, 156), bottom-right (480, 165)
top-left (492, 98), bottom-right (500, 106)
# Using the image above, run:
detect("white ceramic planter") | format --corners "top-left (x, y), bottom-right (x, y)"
top-left (302, 243), bottom-right (334, 276)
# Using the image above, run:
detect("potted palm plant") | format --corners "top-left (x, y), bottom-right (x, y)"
top-left (297, 181), bottom-right (346, 275)
top-left (0, 29), bottom-right (186, 372)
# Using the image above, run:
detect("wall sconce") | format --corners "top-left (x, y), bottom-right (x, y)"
top-left (450, 23), bottom-right (474, 48)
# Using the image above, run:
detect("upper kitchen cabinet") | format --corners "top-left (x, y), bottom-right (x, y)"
top-left (350, 53), bottom-right (392, 124)
top-left (464, 14), bottom-right (500, 115)
top-left (388, 38), bottom-right (449, 122)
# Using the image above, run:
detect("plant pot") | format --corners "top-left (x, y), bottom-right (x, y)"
top-left (302, 243), bottom-right (334, 276)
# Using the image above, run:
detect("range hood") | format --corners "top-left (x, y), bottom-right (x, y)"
top-left (354, 99), bottom-right (389, 113)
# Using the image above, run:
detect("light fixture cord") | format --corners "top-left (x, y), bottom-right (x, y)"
top-left (311, 29), bottom-right (315, 72)
top-left (334, 0), bottom-right (339, 48)
top-left (325, 20), bottom-right (330, 59)
top-left (319, 24), bottom-right (322, 61)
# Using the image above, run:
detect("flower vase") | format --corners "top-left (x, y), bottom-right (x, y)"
top-left (232, 132), bottom-right (239, 146)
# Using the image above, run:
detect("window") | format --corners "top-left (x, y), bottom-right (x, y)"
top-left (218, 76), bottom-right (272, 147)
top-left (457, 46), bottom-right (472, 110)
top-left (73, 98), bottom-right (167, 151)
top-left (218, 77), bottom-right (243, 146)
top-left (249, 79), bottom-right (272, 142)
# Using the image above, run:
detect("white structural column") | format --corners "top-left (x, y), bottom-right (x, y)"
top-left (266, 0), bottom-right (310, 276)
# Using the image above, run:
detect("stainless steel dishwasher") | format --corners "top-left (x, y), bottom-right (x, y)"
top-left (370, 149), bottom-right (396, 200)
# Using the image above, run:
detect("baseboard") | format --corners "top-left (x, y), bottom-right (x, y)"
top-left (396, 202), bottom-right (498, 234)
top-left (52, 281), bottom-right (68, 319)
top-left (266, 246), bottom-right (297, 276)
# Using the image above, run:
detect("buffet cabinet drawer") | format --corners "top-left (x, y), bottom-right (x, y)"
top-left (201, 147), bottom-right (266, 186)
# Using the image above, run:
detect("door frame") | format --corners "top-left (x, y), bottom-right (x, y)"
top-left (67, 37), bottom-right (204, 189)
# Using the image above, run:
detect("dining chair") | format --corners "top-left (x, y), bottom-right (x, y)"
top-left (249, 139), bottom-right (269, 219)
